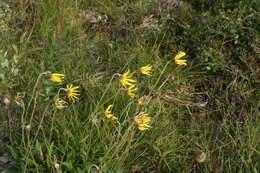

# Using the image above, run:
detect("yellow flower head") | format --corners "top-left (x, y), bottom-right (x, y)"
top-left (48, 73), bottom-right (65, 83)
top-left (119, 70), bottom-right (137, 88)
top-left (127, 85), bottom-right (138, 98)
top-left (104, 104), bottom-right (118, 120)
top-left (54, 98), bottom-right (67, 109)
top-left (174, 51), bottom-right (187, 66)
top-left (66, 84), bottom-right (80, 102)
top-left (14, 92), bottom-right (25, 106)
top-left (137, 95), bottom-right (151, 105)
top-left (134, 112), bottom-right (152, 131)
top-left (139, 65), bottom-right (152, 76)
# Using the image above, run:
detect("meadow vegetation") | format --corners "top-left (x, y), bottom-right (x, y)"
top-left (0, 0), bottom-right (259, 172)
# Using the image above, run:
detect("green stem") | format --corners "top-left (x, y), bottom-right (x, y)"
top-left (149, 60), bottom-right (171, 96)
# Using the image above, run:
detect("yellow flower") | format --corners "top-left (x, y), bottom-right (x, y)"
top-left (137, 98), bottom-right (144, 105)
top-left (14, 92), bottom-right (25, 106)
top-left (119, 70), bottom-right (136, 88)
top-left (66, 84), bottom-right (80, 102)
top-left (137, 96), bottom-right (151, 105)
top-left (48, 73), bottom-right (65, 83)
top-left (104, 104), bottom-right (118, 120)
top-left (174, 51), bottom-right (187, 66)
top-left (139, 65), bottom-right (152, 76)
top-left (127, 85), bottom-right (138, 98)
top-left (54, 98), bottom-right (67, 109)
top-left (134, 112), bottom-right (152, 131)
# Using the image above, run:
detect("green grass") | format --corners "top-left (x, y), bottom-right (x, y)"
top-left (0, 0), bottom-right (259, 172)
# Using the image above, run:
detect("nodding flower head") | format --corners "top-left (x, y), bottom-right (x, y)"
top-left (48, 72), bottom-right (65, 83)
top-left (119, 70), bottom-right (137, 88)
top-left (174, 51), bottom-right (187, 66)
top-left (54, 98), bottom-right (68, 110)
top-left (134, 112), bottom-right (152, 131)
top-left (139, 65), bottom-right (152, 76)
top-left (104, 104), bottom-right (118, 121)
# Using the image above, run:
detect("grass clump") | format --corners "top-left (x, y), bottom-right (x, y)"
top-left (0, 0), bottom-right (259, 172)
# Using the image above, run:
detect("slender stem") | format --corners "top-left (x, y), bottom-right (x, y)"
top-left (96, 73), bottom-right (118, 109)
top-left (25, 72), bottom-right (48, 122)
top-left (23, 71), bottom-right (48, 172)
top-left (48, 109), bottom-right (57, 141)
top-left (20, 102), bottom-right (26, 147)
top-left (149, 60), bottom-right (171, 96)
top-left (24, 103), bottom-right (50, 172)
top-left (28, 92), bottom-right (39, 130)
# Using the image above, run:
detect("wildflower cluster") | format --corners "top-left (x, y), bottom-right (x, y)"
top-left (111, 65), bottom-right (154, 130)
top-left (45, 72), bottom-right (80, 109)
top-left (100, 64), bottom-right (154, 130)
top-left (119, 65), bottom-right (153, 98)
top-left (107, 52), bottom-right (187, 130)
top-left (28, 51), bottom-right (187, 132)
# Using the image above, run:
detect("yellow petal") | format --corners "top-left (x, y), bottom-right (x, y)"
top-left (105, 113), bottom-right (113, 118)
top-left (106, 105), bottom-right (113, 113)
top-left (174, 51), bottom-right (186, 60)
top-left (176, 59), bottom-right (187, 66)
